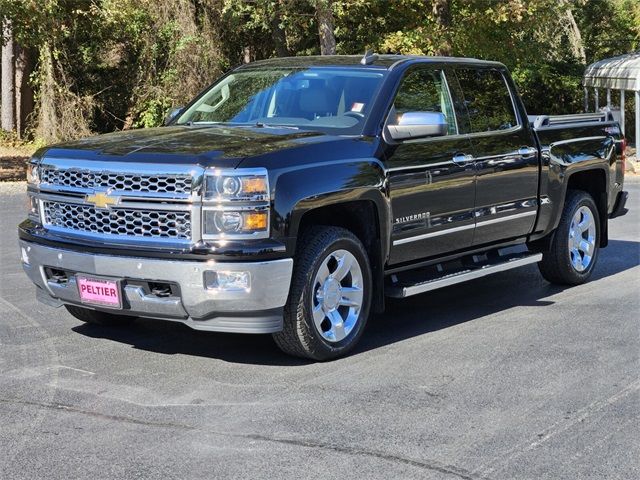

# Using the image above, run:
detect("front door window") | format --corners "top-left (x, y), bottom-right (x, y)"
top-left (390, 68), bottom-right (458, 136)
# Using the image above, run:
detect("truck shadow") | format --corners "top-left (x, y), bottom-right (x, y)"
top-left (72, 239), bottom-right (639, 365)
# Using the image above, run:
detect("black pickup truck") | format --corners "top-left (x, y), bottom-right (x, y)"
top-left (19, 54), bottom-right (628, 360)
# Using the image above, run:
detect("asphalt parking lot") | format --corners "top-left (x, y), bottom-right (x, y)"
top-left (0, 178), bottom-right (638, 480)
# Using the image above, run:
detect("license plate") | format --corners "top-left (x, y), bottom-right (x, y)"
top-left (77, 276), bottom-right (122, 309)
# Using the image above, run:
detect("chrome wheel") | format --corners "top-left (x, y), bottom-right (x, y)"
top-left (568, 205), bottom-right (596, 272)
top-left (311, 249), bottom-right (364, 343)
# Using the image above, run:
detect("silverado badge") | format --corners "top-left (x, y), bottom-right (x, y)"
top-left (394, 212), bottom-right (430, 225)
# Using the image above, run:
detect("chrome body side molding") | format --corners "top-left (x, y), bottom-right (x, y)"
top-left (392, 210), bottom-right (537, 246)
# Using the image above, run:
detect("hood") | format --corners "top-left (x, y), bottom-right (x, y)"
top-left (40, 125), bottom-right (333, 169)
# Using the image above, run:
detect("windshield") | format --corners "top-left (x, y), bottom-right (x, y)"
top-left (176, 67), bottom-right (385, 134)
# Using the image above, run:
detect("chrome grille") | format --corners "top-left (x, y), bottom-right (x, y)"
top-left (42, 201), bottom-right (192, 240)
top-left (40, 167), bottom-right (192, 194)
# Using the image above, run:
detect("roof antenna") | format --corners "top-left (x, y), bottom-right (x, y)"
top-left (360, 49), bottom-right (378, 65)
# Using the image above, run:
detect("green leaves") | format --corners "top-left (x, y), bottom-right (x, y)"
top-left (1, 0), bottom-right (638, 141)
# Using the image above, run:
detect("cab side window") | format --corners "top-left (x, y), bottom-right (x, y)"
top-left (455, 68), bottom-right (518, 133)
top-left (391, 68), bottom-right (457, 135)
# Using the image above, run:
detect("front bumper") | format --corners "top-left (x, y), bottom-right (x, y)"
top-left (19, 240), bottom-right (293, 334)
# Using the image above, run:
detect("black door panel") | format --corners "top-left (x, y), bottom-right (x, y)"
top-left (470, 130), bottom-right (539, 245)
top-left (385, 66), bottom-right (476, 265)
top-left (453, 67), bottom-right (539, 246)
top-left (387, 137), bottom-right (476, 264)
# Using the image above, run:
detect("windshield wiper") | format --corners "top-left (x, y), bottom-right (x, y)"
top-left (183, 121), bottom-right (230, 127)
top-left (254, 122), bottom-right (299, 130)
top-left (182, 121), bottom-right (300, 130)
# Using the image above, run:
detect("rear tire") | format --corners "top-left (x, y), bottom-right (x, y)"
top-left (65, 305), bottom-right (136, 326)
top-left (538, 190), bottom-right (600, 285)
top-left (273, 226), bottom-right (372, 361)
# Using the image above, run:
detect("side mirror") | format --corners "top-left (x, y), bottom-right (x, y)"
top-left (387, 111), bottom-right (448, 141)
top-left (164, 106), bottom-right (184, 126)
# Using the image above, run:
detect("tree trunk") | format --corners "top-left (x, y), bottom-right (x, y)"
top-left (14, 44), bottom-right (34, 138)
top-left (36, 44), bottom-right (57, 142)
top-left (1, 20), bottom-right (16, 132)
top-left (562, 3), bottom-right (586, 64)
top-left (271, 1), bottom-right (289, 57)
top-left (432, 0), bottom-right (452, 56)
top-left (316, 0), bottom-right (336, 55)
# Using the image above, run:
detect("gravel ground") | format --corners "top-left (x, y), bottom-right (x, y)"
top-left (0, 178), bottom-right (638, 480)
top-left (0, 181), bottom-right (27, 194)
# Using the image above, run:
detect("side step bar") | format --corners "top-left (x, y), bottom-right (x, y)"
top-left (386, 253), bottom-right (542, 298)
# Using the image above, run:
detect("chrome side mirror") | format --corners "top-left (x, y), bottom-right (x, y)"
top-left (164, 106), bottom-right (184, 126)
top-left (387, 111), bottom-right (448, 141)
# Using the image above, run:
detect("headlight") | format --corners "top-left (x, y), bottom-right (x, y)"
top-left (203, 208), bottom-right (269, 237)
top-left (204, 169), bottom-right (268, 201)
top-left (27, 162), bottom-right (40, 185)
top-left (26, 161), bottom-right (41, 223)
top-left (27, 195), bottom-right (40, 222)
top-left (201, 168), bottom-right (270, 240)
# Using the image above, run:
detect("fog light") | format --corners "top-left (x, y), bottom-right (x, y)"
top-left (204, 270), bottom-right (250, 291)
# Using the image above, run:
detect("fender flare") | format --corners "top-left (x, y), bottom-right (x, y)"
top-left (272, 158), bottom-right (390, 260)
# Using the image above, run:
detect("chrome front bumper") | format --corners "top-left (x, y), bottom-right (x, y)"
top-left (19, 240), bottom-right (293, 334)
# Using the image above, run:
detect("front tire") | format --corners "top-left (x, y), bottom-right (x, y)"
top-left (538, 190), bottom-right (600, 285)
top-left (273, 226), bottom-right (372, 361)
top-left (65, 305), bottom-right (136, 326)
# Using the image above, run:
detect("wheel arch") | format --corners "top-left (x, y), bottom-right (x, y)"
top-left (565, 168), bottom-right (609, 247)
top-left (272, 159), bottom-right (390, 258)
top-left (293, 198), bottom-right (387, 314)
top-left (271, 159), bottom-right (390, 313)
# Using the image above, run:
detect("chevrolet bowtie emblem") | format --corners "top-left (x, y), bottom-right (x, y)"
top-left (85, 191), bottom-right (119, 209)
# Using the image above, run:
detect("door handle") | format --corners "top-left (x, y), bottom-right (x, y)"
top-left (452, 153), bottom-right (475, 165)
top-left (518, 146), bottom-right (537, 157)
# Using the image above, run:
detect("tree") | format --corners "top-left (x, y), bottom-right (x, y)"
top-left (1, 19), bottom-right (15, 132)
top-left (271, 0), bottom-right (290, 57)
top-left (316, 0), bottom-right (336, 55)
top-left (574, 0), bottom-right (640, 64)
top-left (559, 0), bottom-right (586, 64)
top-left (0, 0), bottom-right (638, 142)
top-left (431, 0), bottom-right (452, 56)
top-left (14, 44), bottom-right (32, 137)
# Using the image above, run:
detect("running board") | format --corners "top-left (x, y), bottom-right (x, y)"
top-left (386, 253), bottom-right (543, 298)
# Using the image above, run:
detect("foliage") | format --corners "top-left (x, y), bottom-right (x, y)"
top-left (512, 62), bottom-right (585, 115)
top-left (576, 0), bottom-right (640, 64)
top-left (0, 0), bottom-right (638, 143)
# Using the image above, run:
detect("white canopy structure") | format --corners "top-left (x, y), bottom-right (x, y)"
top-left (583, 51), bottom-right (640, 147)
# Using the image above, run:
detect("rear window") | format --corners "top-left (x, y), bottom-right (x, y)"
top-left (455, 68), bottom-right (518, 133)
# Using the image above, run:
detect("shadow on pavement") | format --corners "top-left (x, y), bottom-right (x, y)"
top-left (72, 239), bottom-right (640, 365)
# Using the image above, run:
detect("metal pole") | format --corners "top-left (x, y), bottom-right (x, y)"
top-left (595, 89), bottom-right (599, 110)
top-left (584, 87), bottom-right (589, 112)
top-left (606, 88), bottom-right (611, 108)
top-left (620, 90), bottom-right (625, 136)
top-left (634, 90), bottom-right (640, 150)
